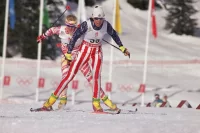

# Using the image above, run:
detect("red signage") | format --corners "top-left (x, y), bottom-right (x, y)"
top-left (4, 76), bottom-right (10, 86)
top-left (105, 82), bottom-right (112, 92)
top-left (38, 78), bottom-right (45, 88)
top-left (72, 80), bottom-right (78, 90)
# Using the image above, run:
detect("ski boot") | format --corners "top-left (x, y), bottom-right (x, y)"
top-left (30, 106), bottom-right (53, 112)
top-left (30, 93), bottom-right (57, 112)
top-left (102, 96), bottom-right (121, 113)
top-left (40, 93), bottom-right (58, 111)
top-left (57, 95), bottom-right (67, 110)
top-left (92, 98), bottom-right (103, 112)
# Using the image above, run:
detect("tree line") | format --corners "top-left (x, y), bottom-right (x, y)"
top-left (0, 0), bottom-right (198, 59)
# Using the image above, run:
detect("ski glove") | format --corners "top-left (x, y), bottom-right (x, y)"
top-left (37, 34), bottom-right (46, 43)
top-left (64, 53), bottom-right (72, 65)
top-left (119, 46), bottom-right (130, 58)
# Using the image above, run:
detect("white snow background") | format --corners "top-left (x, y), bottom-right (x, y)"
top-left (1, 0), bottom-right (200, 133)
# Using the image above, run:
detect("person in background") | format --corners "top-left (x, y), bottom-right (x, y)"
top-left (162, 94), bottom-right (171, 108)
top-left (151, 93), bottom-right (163, 107)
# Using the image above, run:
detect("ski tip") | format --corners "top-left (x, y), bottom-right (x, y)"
top-left (30, 108), bottom-right (38, 112)
top-left (30, 108), bottom-right (34, 112)
top-left (116, 109), bottom-right (121, 114)
top-left (91, 111), bottom-right (109, 114)
top-left (91, 109), bottom-right (122, 115)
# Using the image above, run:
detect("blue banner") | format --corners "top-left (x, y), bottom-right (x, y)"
top-left (9, 0), bottom-right (16, 29)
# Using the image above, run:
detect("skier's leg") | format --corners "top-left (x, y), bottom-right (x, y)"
top-left (58, 50), bottom-right (79, 109)
top-left (58, 90), bottom-right (67, 110)
top-left (57, 56), bottom-right (69, 109)
top-left (79, 62), bottom-right (93, 84)
top-left (79, 62), bottom-right (118, 110)
top-left (91, 50), bottom-right (103, 112)
top-left (43, 50), bottom-right (90, 109)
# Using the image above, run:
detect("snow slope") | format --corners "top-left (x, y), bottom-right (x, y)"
top-left (1, 0), bottom-right (200, 132)
top-left (1, 103), bottom-right (200, 133)
top-left (0, 0), bottom-right (200, 105)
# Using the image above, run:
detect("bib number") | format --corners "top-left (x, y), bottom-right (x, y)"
top-left (90, 39), bottom-right (100, 43)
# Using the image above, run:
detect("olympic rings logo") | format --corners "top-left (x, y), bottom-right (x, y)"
top-left (119, 84), bottom-right (133, 92)
top-left (16, 77), bottom-right (33, 87)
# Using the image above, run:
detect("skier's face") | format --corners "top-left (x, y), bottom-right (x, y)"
top-left (65, 24), bottom-right (76, 34)
top-left (93, 17), bottom-right (104, 27)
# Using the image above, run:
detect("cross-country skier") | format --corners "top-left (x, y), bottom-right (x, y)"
top-left (35, 6), bottom-right (130, 112)
top-left (36, 14), bottom-right (118, 111)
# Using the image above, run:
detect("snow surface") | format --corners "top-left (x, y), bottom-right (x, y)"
top-left (1, 102), bottom-right (200, 133)
top-left (1, 0), bottom-right (200, 133)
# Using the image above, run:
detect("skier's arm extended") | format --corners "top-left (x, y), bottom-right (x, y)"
top-left (106, 21), bottom-right (130, 57)
top-left (44, 26), bottom-right (61, 36)
top-left (106, 21), bottom-right (123, 47)
top-left (37, 27), bottom-right (61, 43)
top-left (67, 22), bottom-right (88, 53)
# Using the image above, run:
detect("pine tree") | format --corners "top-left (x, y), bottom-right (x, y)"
top-left (0, 0), bottom-right (98, 58)
top-left (127, 0), bottom-right (148, 10)
top-left (0, 0), bottom-right (6, 56)
top-left (43, 0), bottom-right (50, 28)
top-left (41, 0), bottom-right (64, 60)
top-left (165, 0), bottom-right (198, 35)
top-left (67, 0), bottom-right (97, 6)
top-left (0, 0), bottom-right (64, 59)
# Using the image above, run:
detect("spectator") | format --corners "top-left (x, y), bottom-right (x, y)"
top-left (151, 93), bottom-right (163, 107)
top-left (162, 94), bottom-right (171, 108)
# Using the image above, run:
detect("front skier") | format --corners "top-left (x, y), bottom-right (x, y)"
top-left (36, 14), bottom-right (119, 111)
top-left (35, 6), bottom-right (130, 112)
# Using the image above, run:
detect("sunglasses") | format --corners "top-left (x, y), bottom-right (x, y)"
top-left (65, 23), bottom-right (76, 28)
top-left (94, 18), bottom-right (104, 20)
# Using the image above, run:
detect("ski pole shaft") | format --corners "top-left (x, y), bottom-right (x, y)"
top-left (102, 39), bottom-right (120, 51)
top-left (103, 39), bottom-right (130, 58)
top-left (50, 6), bottom-right (70, 28)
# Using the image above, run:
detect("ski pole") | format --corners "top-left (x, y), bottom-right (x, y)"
top-left (102, 39), bottom-right (120, 51)
top-left (45, 6), bottom-right (70, 59)
top-left (102, 39), bottom-right (130, 58)
top-left (39, 6), bottom-right (70, 39)
top-left (50, 5), bottom-right (71, 28)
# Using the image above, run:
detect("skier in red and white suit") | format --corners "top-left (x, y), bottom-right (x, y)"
top-left (37, 15), bottom-right (118, 110)
top-left (64, 6), bottom-right (129, 112)
top-left (41, 6), bottom-right (130, 112)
